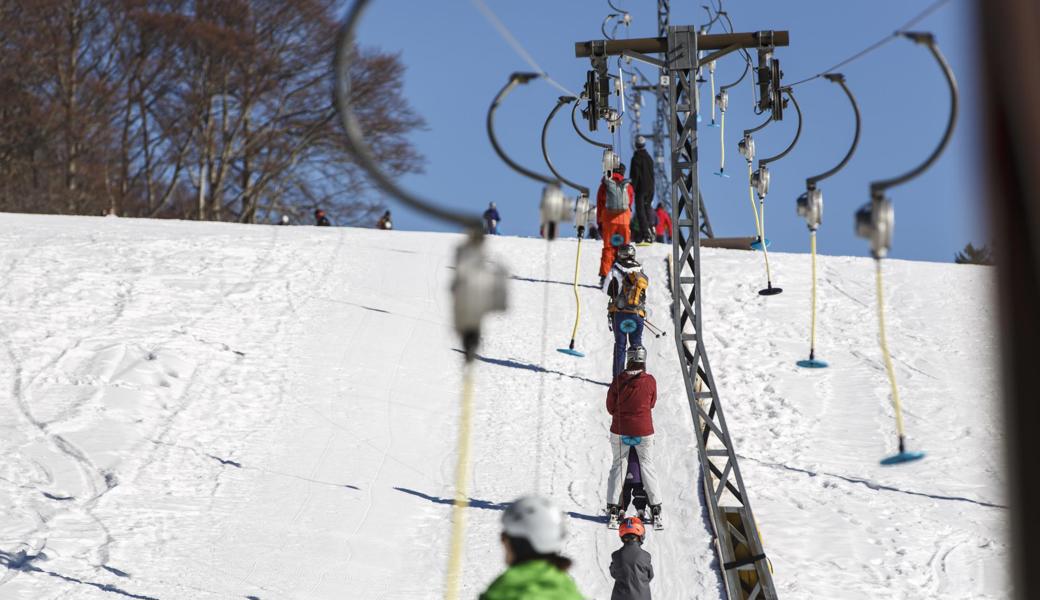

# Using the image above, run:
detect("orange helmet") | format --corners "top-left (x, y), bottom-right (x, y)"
top-left (619, 516), bottom-right (645, 539)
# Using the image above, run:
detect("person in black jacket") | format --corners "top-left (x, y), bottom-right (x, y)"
top-left (610, 516), bottom-right (653, 600)
top-left (629, 136), bottom-right (655, 244)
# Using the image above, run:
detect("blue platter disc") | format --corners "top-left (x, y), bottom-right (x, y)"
top-left (713, 170), bottom-right (731, 178)
top-left (880, 450), bottom-right (926, 466)
top-left (749, 238), bottom-right (772, 251)
top-left (796, 359), bottom-right (829, 369)
top-left (557, 348), bottom-right (585, 357)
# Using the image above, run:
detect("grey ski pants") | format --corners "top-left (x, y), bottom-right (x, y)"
top-left (606, 433), bottom-right (662, 506)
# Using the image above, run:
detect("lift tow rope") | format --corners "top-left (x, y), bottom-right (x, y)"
top-left (758, 196), bottom-right (780, 295)
top-left (444, 362), bottom-right (476, 600)
top-left (874, 259), bottom-right (918, 465)
top-left (565, 238), bottom-right (584, 350)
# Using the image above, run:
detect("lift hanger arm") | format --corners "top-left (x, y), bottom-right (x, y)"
top-left (743, 112), bottom-right (772, 138)
top-left (571, 98), bottom-right (613, 149)
top-left (760, 87), bottom-right (802, 166)
top-left (870, 32), bottom-right (959, 195)
top-left (543, 97), bottom-right (590, 196)
top-left (487, 73), bottom-right (559, 186)
top-left (807, 74), bottom-right (861, 188)
top-left (333, 0), bottom-right (480, 229)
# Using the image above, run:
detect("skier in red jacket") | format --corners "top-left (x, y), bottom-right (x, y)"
top-left (605, 345), bottom-right (664, 529)
top-left (654, 203), bottom-right (672, 243)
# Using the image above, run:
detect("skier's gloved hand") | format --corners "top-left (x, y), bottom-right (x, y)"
top-left (607, 314), bottom-right (614, 332)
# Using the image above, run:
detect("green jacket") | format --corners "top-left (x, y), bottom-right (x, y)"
top-left (479, 559), bottom-right (584, 600)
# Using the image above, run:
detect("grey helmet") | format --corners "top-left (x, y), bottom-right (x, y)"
top-left (626, 345), bottom-right (647, 366)
top-left (617, 243), bottom-right (636, 261)
top-left (501, 495), bottom-right (567, 554)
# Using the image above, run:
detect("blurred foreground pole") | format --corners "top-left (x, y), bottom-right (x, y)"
top-left (978, 1), bottom-right (1040, 598)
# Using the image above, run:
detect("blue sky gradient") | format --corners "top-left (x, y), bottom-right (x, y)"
top-left (351, 0), bottom-right (980, 263)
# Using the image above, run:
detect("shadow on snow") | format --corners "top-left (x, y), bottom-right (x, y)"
top-left (394, 487), bottom-right (607, 524)
top-left (452, 350), bottom-right (609, 388)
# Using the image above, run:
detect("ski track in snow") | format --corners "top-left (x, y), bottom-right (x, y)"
top-left (0, 214), bottom-right (1007, 599)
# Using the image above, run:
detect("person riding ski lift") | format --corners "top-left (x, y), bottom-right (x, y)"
top-left (314, 208), bottom-right (331, 226)
top-left (630, 136), bottom-right (656, 245)
top-left (377, 210), bottom-right (393, 230)
top-left (479, 495), bottom-right (584, 600)
top-left (597, 164), bottom-right (634, 285)
top-left (484, 202), bottom-right (501, 235)
top-left (610, 516), bottom-right (654, 600)
top-left (279, 214), bottom-right (291, 226)
top-left (605, 345), bottom-right (664, 530)
top-left (604, 243), bottom-right (648, 379)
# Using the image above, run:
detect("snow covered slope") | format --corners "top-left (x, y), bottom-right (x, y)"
top-left (0, 213), bottom-right (1006, 599)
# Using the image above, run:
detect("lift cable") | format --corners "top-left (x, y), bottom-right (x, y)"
top-left (787, 0), bottom-right (954, 88)
top-left (471, 0), bottom-right (579, 97)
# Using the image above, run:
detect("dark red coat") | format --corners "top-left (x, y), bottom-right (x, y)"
top-left (606, 370), bottom-right (657, 436)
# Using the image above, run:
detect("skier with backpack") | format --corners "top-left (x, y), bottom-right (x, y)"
top-left (605, 345), bottom-right (664, 530)
top-left (479, 495), bottom-right (584, 600)
top-left (314, 208), bottom-right (331, 226)
top-left (609, 517), bottom-right (654, 600)
top-left (603, 243), bottom-right (648, 379)
top-left (596, 164), bottom-right (635, 285)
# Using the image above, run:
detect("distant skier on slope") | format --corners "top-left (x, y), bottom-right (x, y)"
top-left (603, 243), bottom-right (648, 379)
top-left (605, 345), bottom-right (664, 530)
top-left (377, 210), bottom-right (393, 230)
top-left (314, 208), bottom-right (331, 226)
top-left (597, 164), bottom-right (635, 286)
top-left (610, 516), bottom-right (654, 600)
top-left (479, 495), bottom-right (584, 600)
top-left (484, 202), bottom-right (501, 235)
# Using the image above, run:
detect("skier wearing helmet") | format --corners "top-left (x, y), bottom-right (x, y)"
top-left (610, 516), bottom-right (654, 600)
top-left (605, 345), bottom-right (664, 530)
top-left (603, 243), bottom-right (649, 378)
top-left (483, 202), bottom-right (501, 235)
top-left (480, 495), bottom-right (584, 600)
top-left (596, 163), bottom-right (635, 284)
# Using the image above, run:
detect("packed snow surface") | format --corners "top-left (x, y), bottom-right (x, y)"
top-left (0, 213), bottom-right (1006, 599)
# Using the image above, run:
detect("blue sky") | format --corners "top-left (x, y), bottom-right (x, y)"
top-left (351, 0), bottom-right (980, 263)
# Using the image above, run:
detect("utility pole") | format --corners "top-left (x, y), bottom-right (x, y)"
top-left (577, 27), bottom-right (789, 600)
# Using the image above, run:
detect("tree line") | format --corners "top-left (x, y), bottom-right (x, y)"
top-left (0, 0), bottom-right (424, 225)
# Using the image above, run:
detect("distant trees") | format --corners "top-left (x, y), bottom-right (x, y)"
top-left (955, 242), bottom-right (995, 265)
top-left (0, 0), bottom-right (424, 225)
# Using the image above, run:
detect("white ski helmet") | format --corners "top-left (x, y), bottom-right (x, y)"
top-left (501, 495), bottom-right (566, 554)
top-left (617, 243), bottom-right (636, 260)
top-left (626, 345), bottom-right (647, 365)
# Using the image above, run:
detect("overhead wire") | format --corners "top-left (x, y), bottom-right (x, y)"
top-left (787, 0), bottom-right (954, 87)
top-left (471, 0), bottom-right (579, 97)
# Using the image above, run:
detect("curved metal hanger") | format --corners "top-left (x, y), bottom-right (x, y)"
top-left (543, 97), bottom-right (590, 196)
top-left (743, 112), bottom-right (772, 138)
top-left (333, 0), bottom-right (480, 230)
top-left (720, 60), bottom-right (750, 94)
top-left (601, 14), bottom-right (619, 40)
top-left (487, 73), bottom-right (559, 186)
top-left (760, 87), bottom-right (802, 166)
top-left (571, 98), bottom-right (613, 149)
top-left (870, 32), bottom-right (959, 195)
top-left (807, 74), bottom-right (861, 189)
top-left (607, 0), bottom-right (625, 13)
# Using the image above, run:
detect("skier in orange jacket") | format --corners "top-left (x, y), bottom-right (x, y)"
top-left (596, 164), bottom-right (635, 285)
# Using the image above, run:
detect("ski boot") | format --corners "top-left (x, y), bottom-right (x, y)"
top-left (606, 504), bottom-right (622, 530)
top-left (650, 504), bottom-right (664, 530)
